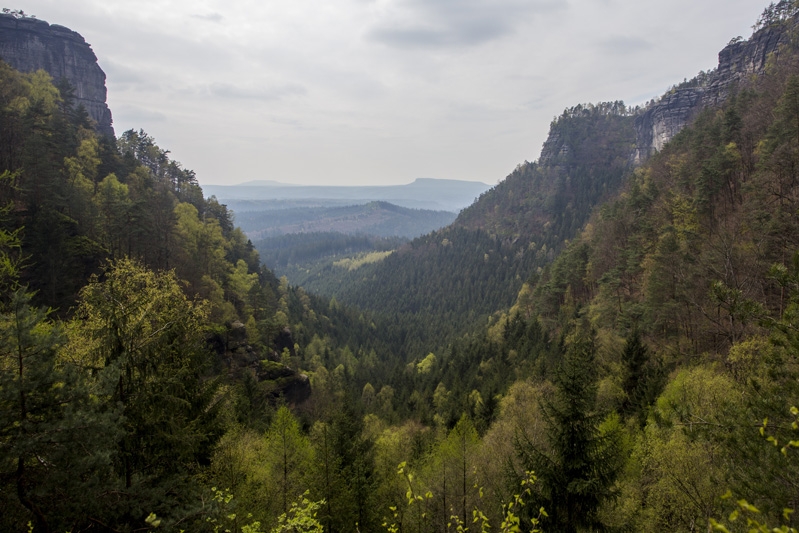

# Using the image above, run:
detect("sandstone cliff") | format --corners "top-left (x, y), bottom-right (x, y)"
top-left (632, 17), bottom-right (794, 162)
top-left (536, 15), bottom-right (798, 168)
top-left (0, 13), bottom-right (114, 136)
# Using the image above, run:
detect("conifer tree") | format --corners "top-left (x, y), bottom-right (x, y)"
top-left (69, 259), bottom-right (222, 524)
top-left (620, 329), bottom-right (651, 420)
top-left (0, 289), bottom-right (118, 532)
top-left (517, 333), bottom-right (623, 533)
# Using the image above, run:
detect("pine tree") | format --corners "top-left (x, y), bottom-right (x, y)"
top-left (620, 329), bottom-right (650, 420)
top-left (517, 333), bottom-right (623, 533)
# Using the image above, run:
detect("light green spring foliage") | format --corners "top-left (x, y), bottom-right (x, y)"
top-left (162, 487), bottom-right (323, 533)
top-left (709, 406), bottom-right (799, 533)
top-left (477, 380), bottom-right (552, 523)
top-left (0, 184), bottom-right (22, 295)
top-left (200, 489), bottom-right (325, 533)
top-left (416, 352), bottom-right (437, 374)
top-left (629, 366), bottom-right (741, 531)
top-left (333, 251), bottom-right (393, 271)
top-left (384, 463), bottom-right (545, 533)
top-left (209, 407), bottom-right (315, 530)
top-left (173, 202), bottom-right (235, 321)
top-left (270, 492), bottom-right (325, 533)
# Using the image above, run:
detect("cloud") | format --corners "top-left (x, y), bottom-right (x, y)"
top-left (191, 12), bottom-right (224, 23)
top-left (103, 60), bottom-right (150, 85)
top-left (206, 82), bottom-right (307, 101)
top-left (367, 0), bottom-right (566, 49)
top-left (369, 20), bottom-right (508, 48)
top-left (597, 35), bottom-right (654, 55)
top-left (115, 104), bottom-right (168, 123)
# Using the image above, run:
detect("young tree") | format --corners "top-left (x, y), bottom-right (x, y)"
top-left (426, 414), bottom-right (481, 530)
top-left (266, 406), bottom-right (315, 516)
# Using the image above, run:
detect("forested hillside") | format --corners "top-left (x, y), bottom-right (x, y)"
top-left (240, 201), bottom-right (455, 240)
top-left (6, 3), bottom-right (799, 533)
top-left (252, 231), bottom-right (403, 289)
top-left (326, 101), bottom-right (637, 355)
top-left (0, 58), bottom-right (403, 531)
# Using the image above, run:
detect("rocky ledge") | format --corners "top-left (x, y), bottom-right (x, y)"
top-left (212, 320), bottom-right (312, 406)
top-left (0, 13), bottom-right (114, 136)
top-left (633, 17), bottom-right (795, 162)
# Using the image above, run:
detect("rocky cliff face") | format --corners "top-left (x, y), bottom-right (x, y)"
top-left (632, 18), bottom-right (794, 162)
top-left (0, 13), bottom-right (114, 136)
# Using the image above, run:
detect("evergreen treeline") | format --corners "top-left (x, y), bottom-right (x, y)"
top-left (256, 232), bottom-right (404, 269)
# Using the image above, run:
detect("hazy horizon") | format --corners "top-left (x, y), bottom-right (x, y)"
top-left (13, 0), bottom-right (767, 187)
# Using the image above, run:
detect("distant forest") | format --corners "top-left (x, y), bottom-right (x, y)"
top-left (237, 201), bottom-right (455, 240)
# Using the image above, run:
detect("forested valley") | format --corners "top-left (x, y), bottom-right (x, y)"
top-left (7, 3), bottom-right (799, 533)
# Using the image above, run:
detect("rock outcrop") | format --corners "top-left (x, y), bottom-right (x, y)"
top-left (633, 17), bottom-right (795, 162)
top-left (213, 321), bottom-right (312, 406)
top-left (0, 13), bottom-right (114, 136)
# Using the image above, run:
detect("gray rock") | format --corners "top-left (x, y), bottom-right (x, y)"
top-left (633, 18), bottom-right (794, 162)
top-left (0, 13), bottom-right (114, 136)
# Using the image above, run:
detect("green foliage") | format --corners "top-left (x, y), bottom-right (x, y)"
top-left (0, 289), bottom-right (118, 531)
top-left (753, 0), bottom-right (799, 32)
top-left (516, 332), bottom-right (624, 532)
top-left (333, 250), bottom-right (393, 271)
top-left (710, 406), bottom-right (799, 533)
top-left (68, 258), bottom-right (223, 522)
top-left (633, 366), bottom-right (741, 531)
top-left (6, 9), bottom-right (799, 532)
top-left (270, 492), bottom-right (325, 533)
top-left (384, 464), bottom-right (545, 533)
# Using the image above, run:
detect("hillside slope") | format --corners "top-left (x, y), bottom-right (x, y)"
top-left (321, 12), bottom-right (799, 357)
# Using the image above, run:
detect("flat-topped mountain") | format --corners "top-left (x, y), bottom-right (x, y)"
top-left (203, 177), bottom-right (492, 213)
top-left (0, 11), bottom-right (113, 136)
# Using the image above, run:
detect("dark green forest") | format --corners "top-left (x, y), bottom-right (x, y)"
top-left (240, 201), bottom-right (456, 240)
top-left (6, 3), bottom-right (799, 533)
top-left (253, 231), bottom-right (406, 290)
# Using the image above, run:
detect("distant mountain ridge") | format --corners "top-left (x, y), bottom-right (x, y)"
top-left (203, 178), bottom-right (492, 213)
top-left (238, 201), bottom-right (456, 239)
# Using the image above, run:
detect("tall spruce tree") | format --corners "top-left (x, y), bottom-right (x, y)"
top-left (620, 329), bottom-right (655, 423)
top-left (517, 333), bottom-right (623, 532)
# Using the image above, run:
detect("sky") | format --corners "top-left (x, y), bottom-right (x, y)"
top-left (12, 0), bottom-right (768, 186)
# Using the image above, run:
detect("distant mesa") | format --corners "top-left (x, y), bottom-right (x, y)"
top-left (203, 178), bottom-right (493, 213)
top-left (234, 179), bottom-right (298, 187)
top-left (0, 11), bottom-right (114, 136)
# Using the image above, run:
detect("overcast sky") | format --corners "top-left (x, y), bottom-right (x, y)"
top-left (14, 1), bottom-right (768, 186)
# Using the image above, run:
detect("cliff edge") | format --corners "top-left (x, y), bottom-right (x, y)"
top-left (0, 12), bottom-right (114, 136)
top-left (633, 15), bottom-right (795, 162)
